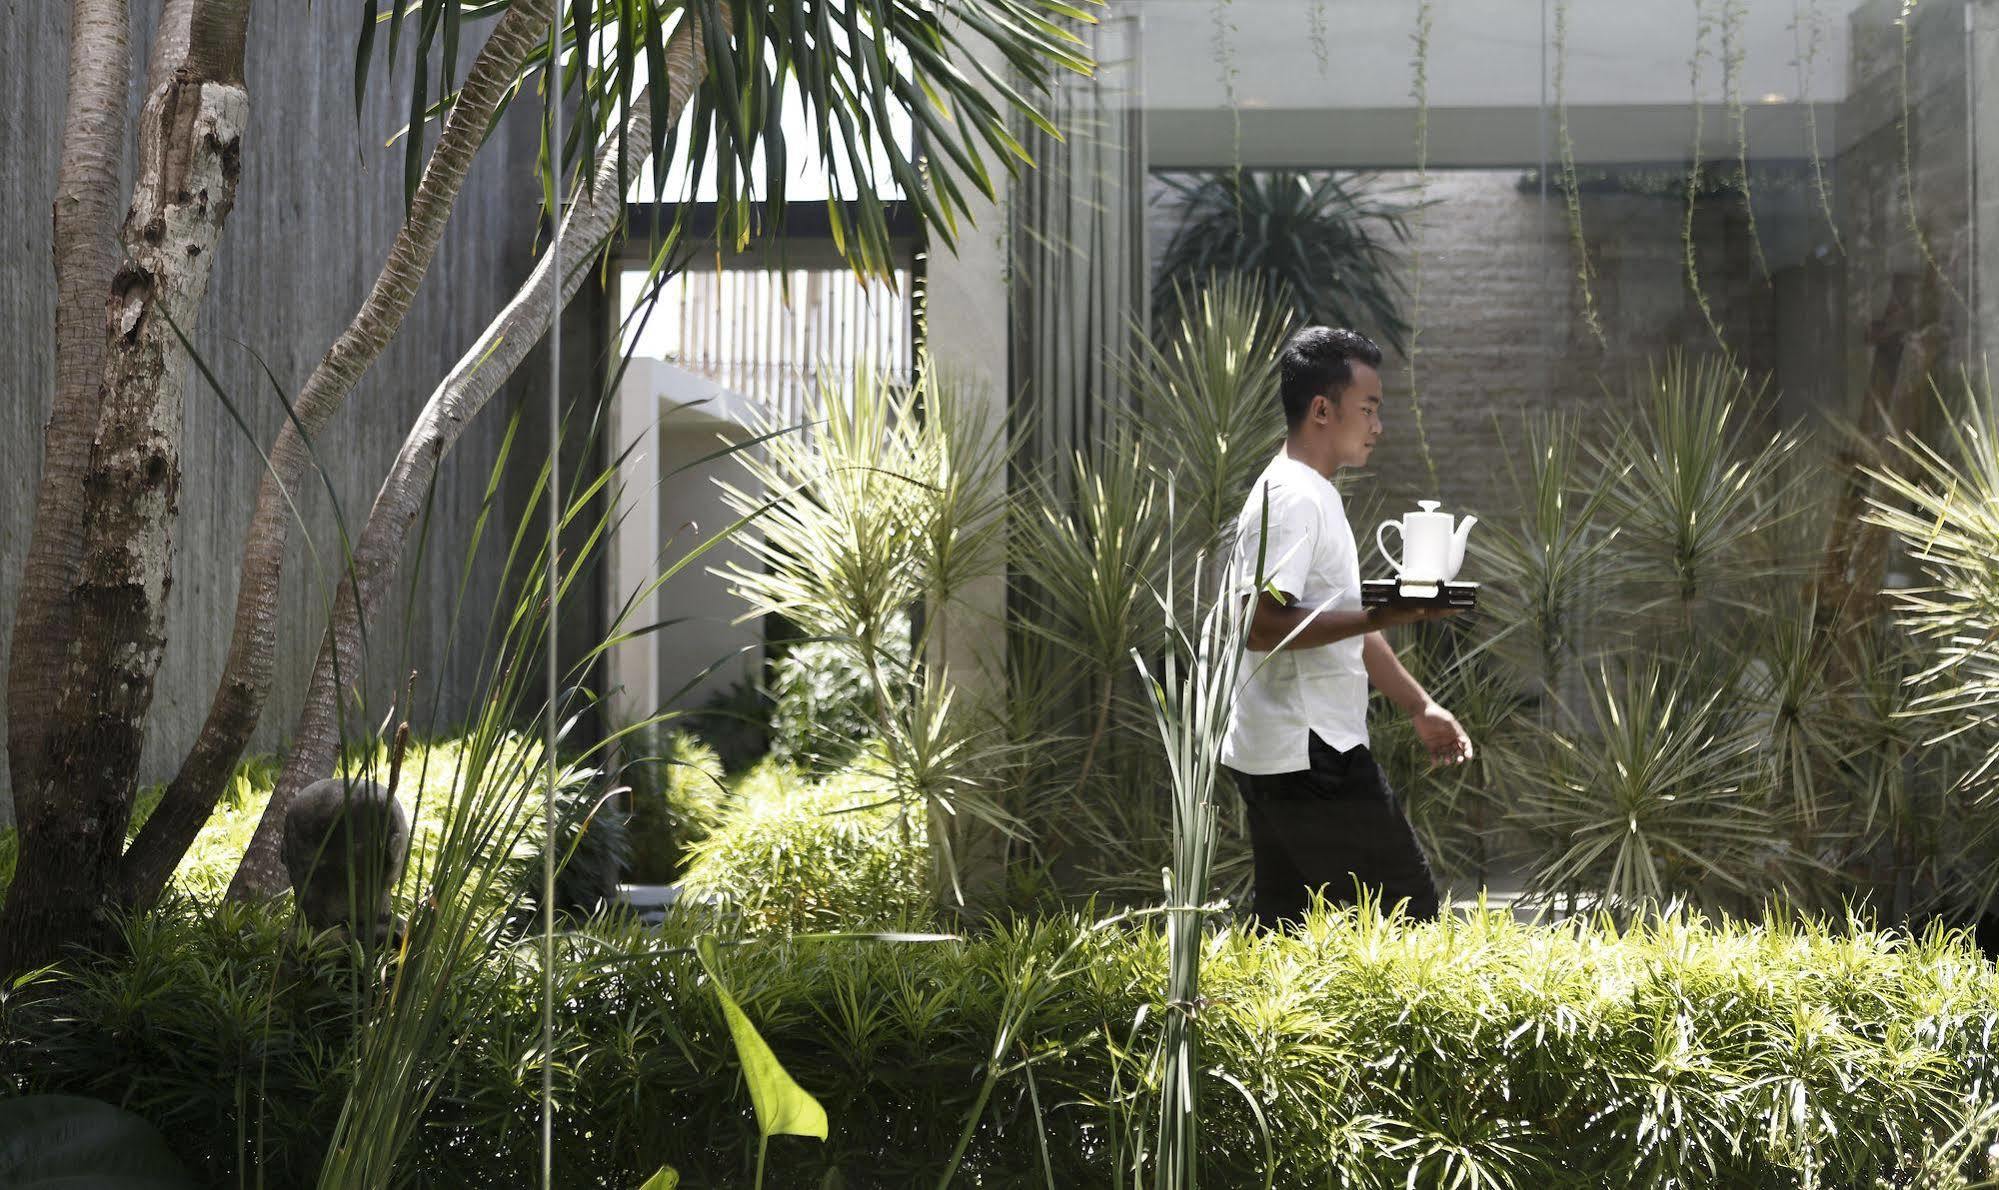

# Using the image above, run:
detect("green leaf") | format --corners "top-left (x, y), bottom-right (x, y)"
top-left (695, 936), bottom-right (829, 1141)
top-left (0, 1095), bottom-right (196, 1188)
top-left (637, 1167), bottom-right (681, 1190)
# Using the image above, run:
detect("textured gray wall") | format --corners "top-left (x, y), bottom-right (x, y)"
top-left (1, 3), bottom-right (550, 824)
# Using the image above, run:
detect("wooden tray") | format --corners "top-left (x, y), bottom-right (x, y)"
top-left (1361, 579), bottom-right (1479, 609)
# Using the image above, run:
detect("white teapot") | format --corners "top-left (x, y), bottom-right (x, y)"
top-left (1375, 500), bottom-right (1477, 584)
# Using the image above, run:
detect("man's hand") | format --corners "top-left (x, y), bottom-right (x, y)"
top-left (1412, 702), bottom-right (1473, 766)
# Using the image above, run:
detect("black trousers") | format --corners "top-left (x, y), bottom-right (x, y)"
top-left (1229, 732), bottom-right (1440, 931)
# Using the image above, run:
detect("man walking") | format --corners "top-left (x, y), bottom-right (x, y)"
top-left (1222, 327), bottom-right (1473, 930)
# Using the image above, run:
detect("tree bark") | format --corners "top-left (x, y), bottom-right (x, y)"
top-left (146, 0), bottom-right (195, 90)
top-left (121, 0), bottom-right (554, 909)
top-left (229, 19), bottom-right (708, 899)
top-left (7, 0), bottom-right (129, 847)
top-left (0, 0), bottom-right (252, 974)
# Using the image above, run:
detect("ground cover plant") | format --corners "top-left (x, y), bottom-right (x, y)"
top-left (5, 895), bottom-right (1997, 1188)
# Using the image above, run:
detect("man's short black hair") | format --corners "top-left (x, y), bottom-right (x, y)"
top-left (1279, 326), bottom-right (1383, 430)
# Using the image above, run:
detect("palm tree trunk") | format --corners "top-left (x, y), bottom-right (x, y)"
top-left (228, 19), bottom-right (708, 899)
top-left (0, 0), bottom-right (252, 974)
top-left (120, 0), bottom-right (554, 910)
top-left (5, 0), bottom-right (128, 873)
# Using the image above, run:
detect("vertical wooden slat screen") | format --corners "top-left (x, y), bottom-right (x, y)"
top-left (1007, 12), bottom-right (1147, 502)
top-left (648, 264), bottom-right (913, 427)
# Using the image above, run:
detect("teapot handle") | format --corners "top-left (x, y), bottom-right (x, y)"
top-left (1375, 520), bottom-right (1404, 576)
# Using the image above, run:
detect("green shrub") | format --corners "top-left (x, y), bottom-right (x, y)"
top-left (677, 751), bottom-right (929, 934)
top-left (8, 901), bottom-right (1997, 1188)
top-left (622, 729), bottom-right (728, 883)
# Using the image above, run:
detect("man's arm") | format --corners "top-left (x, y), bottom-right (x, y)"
top-left (1361, 630), bottom-right (1429, 713)
top-left (1360, 629), bottom-right (1474, 765)
top-left (1245, 591), bottom-right (1456, 653)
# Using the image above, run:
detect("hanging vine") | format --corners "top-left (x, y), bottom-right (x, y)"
top-left (1407, 0), bottom-right (1439, 491)
top-left (1897, 0), bottom-right (1966, 309)
top-left (1553, 0), bottom-right (1606, 350)
top-left (1310, 0), bottom-right (1330, 77)
top-left (1792, 0), bottom-right (1842, 252)
top-left (1721, 0), bottom-right (1772, 283)
top-left (1684, 0), bottom-right (1733, 359)
top-left (1213, 0), bottom-right (1242, 187)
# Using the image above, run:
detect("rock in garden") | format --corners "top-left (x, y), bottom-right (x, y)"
top-left (281, 777), bottom-right (409, 945)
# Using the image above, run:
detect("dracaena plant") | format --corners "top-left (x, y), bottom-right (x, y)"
top-left (1862, 374), bottom-right (1999, 917)
top-left (1512, 660), bottom-right (1800, 916)
top-left (1593, 354), bottom-right (1806, 626)
top-left (1470, 409), bottom-right (1626, 717)
top-left (718, 363), bottom-right (1019, 904)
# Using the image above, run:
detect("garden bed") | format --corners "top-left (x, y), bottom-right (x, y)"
top-left (6, 901), bottom-right (1994, 1187)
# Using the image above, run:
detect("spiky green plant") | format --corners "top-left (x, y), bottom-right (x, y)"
top-left (1365, 626), bottom-right (1525, 890)
top-left (1472, 410), bottom-right (1625, 712)
top-left (1740, 593), bottom-right (1853, 875)
top-left (1010, 280), bottom-right (1301, 907)
top-left (1513, 662), bottom-right (1798, 914)
top-left (1128, 497), bottom-right (1265, 1189)
top-left (1596, 355), bottom-right (1805, 620)
top-left (1121, 274), bottom-right (1291, 566)
top-left (1864, 377), bottom-right (1999, 787)
top-left (1152, 170), bottom-right (1420, 354)
top-left (718, 363), bottom-right (1020, 907)
top-left (1863, 373), bottom-right (1999, 917)
top-left (1013, 442), bottom-right (1168, 796)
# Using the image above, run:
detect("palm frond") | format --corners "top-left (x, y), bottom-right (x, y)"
top-left (357, 0), bottom-right (1096, 277)
top-left (1152, 170), bottom-right (1421, 354)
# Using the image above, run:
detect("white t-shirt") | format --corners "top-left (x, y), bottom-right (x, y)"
top-left (1220, 452), bottom-right (1369, 775)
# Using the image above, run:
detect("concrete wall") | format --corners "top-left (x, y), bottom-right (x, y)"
top-left (1981, 1), bottom-right (1999, 368)
top-left (1, 5), bottom-right (546, 823)
top-left (654, 422), bottom-right (764, 712)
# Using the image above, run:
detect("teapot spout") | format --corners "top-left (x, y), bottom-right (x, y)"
top-left (1448, 515), bottom-right (1478, 579)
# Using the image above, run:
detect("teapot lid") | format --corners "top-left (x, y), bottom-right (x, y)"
top-left (1416, 500), bottom-right (1441, 512)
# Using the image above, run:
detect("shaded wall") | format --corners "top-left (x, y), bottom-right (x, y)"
top-left (0, 5), bottom-right (548, 823)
